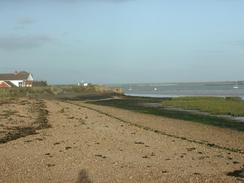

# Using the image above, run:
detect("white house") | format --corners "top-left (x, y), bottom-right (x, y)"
top-left (0, 71), bottom-right (34, 88)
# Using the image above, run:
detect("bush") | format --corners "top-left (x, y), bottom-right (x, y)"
top-left (225, 97), bottom-right (242, 101)
top-left (32, 81), bottom-right (48, 87)
top-left (0, 85), bottom-right (123, 99)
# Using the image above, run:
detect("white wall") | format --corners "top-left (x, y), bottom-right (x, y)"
top-left (10, 80), bottom-right (23, 87)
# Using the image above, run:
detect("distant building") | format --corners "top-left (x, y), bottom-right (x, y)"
top-left (83, 83), bottom-right (88, 87)
top-left (78, 81), bottom-right (89, 87)
top-left (0, 71), bottom-right (34, 88)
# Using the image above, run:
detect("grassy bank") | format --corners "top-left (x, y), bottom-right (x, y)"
top-left (0, 85), bottom-right (123, 99)
top-left (161, 96), bottom-right (244, 116)
top-left (89, 97), bottom-right (244, 132)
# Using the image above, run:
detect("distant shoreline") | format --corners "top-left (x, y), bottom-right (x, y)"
top-left (125, 93), bottom-right (244, 100)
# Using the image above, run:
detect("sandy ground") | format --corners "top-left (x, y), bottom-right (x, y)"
top-left (0, 98), bottom-right (244, 183)
top-left (0, 99), bottom-right (38, 139)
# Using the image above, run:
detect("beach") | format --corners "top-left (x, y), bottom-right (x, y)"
top-left (0, 98), bottom-right (244, 183)
top-left (1, 0), bottom-right (244, 182)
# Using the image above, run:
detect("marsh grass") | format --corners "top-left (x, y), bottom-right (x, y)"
top-left (90, 97), bottom-right (244, 131)
top-left (161, 96), bottom-right (244, 116)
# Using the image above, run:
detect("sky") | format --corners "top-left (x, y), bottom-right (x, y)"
top-left (0, 0), bottom-right (243, 84)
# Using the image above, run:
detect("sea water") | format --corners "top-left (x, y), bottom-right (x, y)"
top-left (115, 81), bottom-right (244, 99)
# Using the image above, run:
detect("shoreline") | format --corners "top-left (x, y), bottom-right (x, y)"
top-left (125, 93), bottom-right (244, 100)
top-left (88, 96), bottom-right (244, 131)
top-left (124, 94), bottom-right (244, 122)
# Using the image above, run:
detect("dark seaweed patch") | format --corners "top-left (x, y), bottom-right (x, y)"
top-left (0, 100), bottom-right (50, 144)
top-left (226, 168), bottom-right (244, 179)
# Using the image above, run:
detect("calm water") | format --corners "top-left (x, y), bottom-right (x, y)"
top-left (115, 81), bottom-right (244, 99)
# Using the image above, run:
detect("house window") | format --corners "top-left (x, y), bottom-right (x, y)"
top-left (19, 82), bottom-right (23, 87)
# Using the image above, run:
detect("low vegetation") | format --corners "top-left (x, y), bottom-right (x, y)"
top-left (90, 97), bottom-right (244, 132)
top-left (161, 96), bottom-right (244, 116)
top-left (0, 85), bottom-right (123, 99)
top-left (32, 80), bottom-right (48, 87)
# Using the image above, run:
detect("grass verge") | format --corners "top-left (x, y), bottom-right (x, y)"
top-left (161, 96), bottom-right (244, 116)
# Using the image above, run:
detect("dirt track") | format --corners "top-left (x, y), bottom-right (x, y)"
top-left (0, 98), bottom-right (244, 183)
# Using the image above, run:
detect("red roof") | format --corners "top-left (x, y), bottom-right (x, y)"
top-left (0, 81), bottom-right (11, 88)
top-left (0, 71), bottom-right (31, 81)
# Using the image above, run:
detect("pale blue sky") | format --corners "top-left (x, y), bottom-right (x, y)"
top-left (0, 0), bottom-right (243, 84)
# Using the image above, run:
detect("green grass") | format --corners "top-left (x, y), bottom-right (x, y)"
top-left (161, 96), bottom-right (244, 116)
top-left (89, 97), bottom-right (244, 132)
